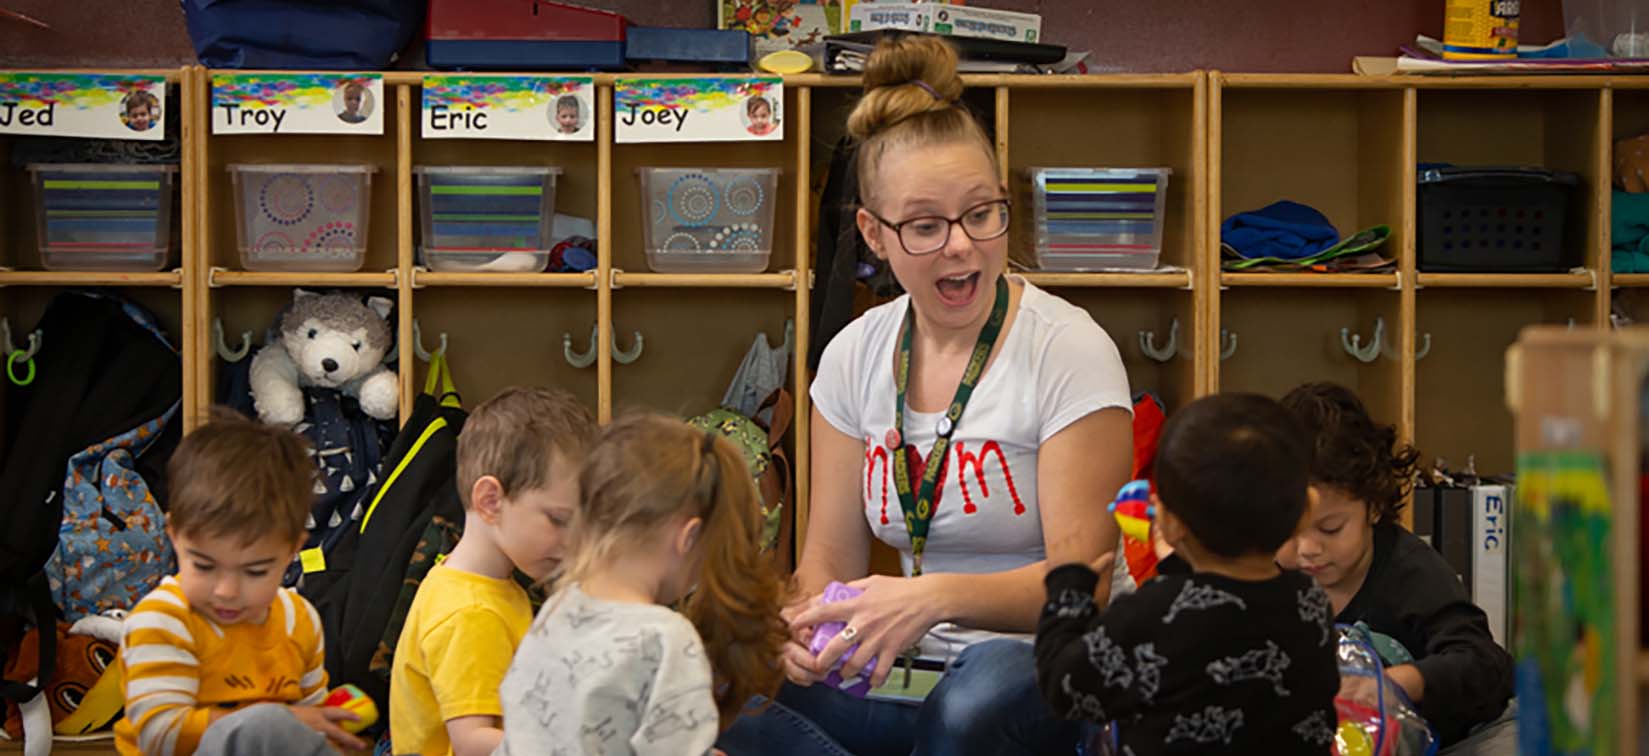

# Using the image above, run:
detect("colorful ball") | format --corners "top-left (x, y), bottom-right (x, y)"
top-left (321, 683), bottom-right (378, 734)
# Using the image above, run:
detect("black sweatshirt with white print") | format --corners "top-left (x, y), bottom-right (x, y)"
top-left (1035, 563), bottom-right (1339, 756)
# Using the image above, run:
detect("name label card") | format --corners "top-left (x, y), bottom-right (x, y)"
top-left (422, 75), bottom-right (595, 141)
top-left (0, 73), bottom-right (166, 140)
top-left (213, 73), bottom-right (384, 135)
top-left (615, 77), bottom-right (782, 143)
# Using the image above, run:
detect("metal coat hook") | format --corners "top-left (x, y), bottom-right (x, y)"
top-left (1380, 331), bottom-right (1433, 362)
top-left (563, 325), bottom-right (597, 369)
top-left (613, 328), bottom-right (645, 365)
top-left (412, 319), bottom-right (448, 363)
top-left (1, 318), bottom-right (42, 386)
top-left (213, 319), bottom-right (252, 363)
top-left (1138, 318), bottom-right (1178, 363)
top-left (1340, 317), bottom-right (1385, 363)
top-left (1220, 329), bottom-right (1238, 361)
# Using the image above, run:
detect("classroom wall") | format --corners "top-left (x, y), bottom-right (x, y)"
top-left (0, 0), bottom-right (1565, 73)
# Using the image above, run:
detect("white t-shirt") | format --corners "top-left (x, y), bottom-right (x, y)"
top-left (811, 278), bottom-right (1133, 659)
top-left (495, 584), bottom-right (717, 756)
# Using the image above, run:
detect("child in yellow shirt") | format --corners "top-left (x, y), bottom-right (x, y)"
top-left (115, 412), bottom-right (367, 756)
top-left (389, 387), bottom-right (596, 756)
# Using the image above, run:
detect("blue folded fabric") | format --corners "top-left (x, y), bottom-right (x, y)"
top-left (1220, 200), bottom-right (1341, 261)
top-left (1612, 190), bottom-right (1649, 274)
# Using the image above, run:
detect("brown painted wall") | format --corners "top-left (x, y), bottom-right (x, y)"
top-left (0, 0), bottom-right (1565, 72)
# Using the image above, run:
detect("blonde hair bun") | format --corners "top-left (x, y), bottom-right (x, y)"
top-left (847, 34), bottom-right (965, 141)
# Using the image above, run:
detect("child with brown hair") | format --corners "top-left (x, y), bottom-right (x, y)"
top-left (390, 386), bottom-right (596, 756)
top-left (1277, 382), bottom-right (1514, 748)
top-left (494, 413), bottom-right (789, 755)
top-left (115, 411), bottom-right (367, 756)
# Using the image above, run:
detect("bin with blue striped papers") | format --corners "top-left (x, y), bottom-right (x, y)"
top-left (28, 163), bottom-right (179, 271)
top-left (1029, 167), bottom-right (1171, 272)
top-left (415, 166), bottom-right (561, 273)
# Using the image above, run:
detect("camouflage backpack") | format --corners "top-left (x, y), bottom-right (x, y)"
top-left (689, 388), bottom-right (793, 569)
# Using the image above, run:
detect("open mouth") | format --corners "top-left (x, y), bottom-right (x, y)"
top-left (211, 607), bottom-right (242, 622)
top-left (935, 271), bottom-right (981, 307)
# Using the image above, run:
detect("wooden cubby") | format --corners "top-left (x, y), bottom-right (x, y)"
top-left (2, 69), bottom-right (1646, 753)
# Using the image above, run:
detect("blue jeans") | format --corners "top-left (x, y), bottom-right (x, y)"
top-left (718, 638), bottom-right (1085, 756)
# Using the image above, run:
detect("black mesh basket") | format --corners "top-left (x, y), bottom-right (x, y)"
top-left (1417, 166), bottom-right (1579, 273)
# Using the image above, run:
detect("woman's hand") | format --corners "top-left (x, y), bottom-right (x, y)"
top-left (788, 574), bottom-right (941, 689)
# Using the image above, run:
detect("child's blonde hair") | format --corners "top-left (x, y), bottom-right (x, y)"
top-left (560, 412), bottom-right (787, 724)
top-left (456, 386), bottom-right (596, 511)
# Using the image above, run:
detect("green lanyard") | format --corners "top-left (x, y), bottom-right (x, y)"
top-left (892, 275), bottom-right (1009, 576)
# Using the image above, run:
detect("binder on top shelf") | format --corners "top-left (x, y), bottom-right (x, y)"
top-left (823, 30), bottom-right (1066, 74)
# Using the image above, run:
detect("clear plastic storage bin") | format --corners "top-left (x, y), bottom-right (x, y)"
top-left (1563, 0), bottom-right (1649, 57)
top-left (639, 167), bottom-right (779, 273)
top-left (1029, 167), bottom-right (1171, 272)
top-left (230, 164), bottom-right (375, 272)
top-left (415, 166), bottom-right (561, 273)
top-left (28, 163), bottom-right (179, 271)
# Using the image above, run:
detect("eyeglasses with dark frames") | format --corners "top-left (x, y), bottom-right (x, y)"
top-left (866, 199), bottom-right (1012, 255)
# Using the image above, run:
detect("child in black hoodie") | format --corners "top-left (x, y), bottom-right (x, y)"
top-left (1277, 382), bottom-right (1514, 747)
top-left (1036, 393), bottom-right (1339, 755)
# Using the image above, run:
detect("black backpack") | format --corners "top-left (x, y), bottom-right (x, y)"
top-left (0, 291), bottom-right (180, 703)
top-left (301, 356), bottom-right (466, 716)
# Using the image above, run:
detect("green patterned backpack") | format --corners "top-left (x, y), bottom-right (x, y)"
top-left (689, 388), bottom-right (793, 569)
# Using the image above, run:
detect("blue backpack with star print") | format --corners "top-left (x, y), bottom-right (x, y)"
top-left (37, 296), bottom-right (182, 624)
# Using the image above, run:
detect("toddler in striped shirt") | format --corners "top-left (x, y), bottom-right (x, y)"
top-left (115, 411), bottom-right (365, 756)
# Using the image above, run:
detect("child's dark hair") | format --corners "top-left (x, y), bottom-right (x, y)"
top-left (1155, 393), bottom-right (1311, 558)
top-left (1280, 382), bottom-right (1419, 525)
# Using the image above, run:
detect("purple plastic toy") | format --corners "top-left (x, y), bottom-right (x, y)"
top-left (809, 581), bottom-right (878, 697)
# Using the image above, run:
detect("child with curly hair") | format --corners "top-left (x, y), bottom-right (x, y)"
top-left (1276, 382), bottom-right (1514, 747)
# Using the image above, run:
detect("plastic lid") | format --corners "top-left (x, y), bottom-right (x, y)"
top-left (1027, 166), bottom-right (1173, 177)
top-left (637, 166), bottom-right (781, 176)
top-left (228, 163), bottom-right (378, 174)
top-left (27, 162), bottom-right (179, 173)
top-left (414, 165), bottom-right (563, 175)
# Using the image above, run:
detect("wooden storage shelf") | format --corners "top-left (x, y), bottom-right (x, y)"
top-left (208, 269), bottom-right (398, 288)
top-left (1220, 272), bottom-right (1398, 288)
top-left (1416, 289), bottom-right (1594, 474)
top-left (1417, 272), bottom-right (1598, 289)
top-left (610, 271), bottom-right (796, 289)
top-left (1219, 287), bottom-right (1404, 424)
top-left (4, 73), bottom-right (1646, 737)
top-left (0, 270), bottom-right (183, 287)
top-left (412, 270), bottom-right (597, 288)
top-left (1019, 272), bottom-right (1191, 288)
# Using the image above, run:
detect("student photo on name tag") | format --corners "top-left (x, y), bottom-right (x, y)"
top-left (121, 91), bottom-right (159, 132)
top-left (334, 81), bottom-right (373, 125)
top-left (549, 93), bottom-right (587, 136)
top-left (742, 94), bottom-right (777, 136)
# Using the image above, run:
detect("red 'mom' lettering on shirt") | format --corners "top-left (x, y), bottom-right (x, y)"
top-left (952, 440), bottom-right (1026, 515)
top-left (865, 440), bottom-right (890, 524)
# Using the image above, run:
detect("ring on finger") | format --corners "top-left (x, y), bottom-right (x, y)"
top-left (841, 625), bottom-right (859, 642)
